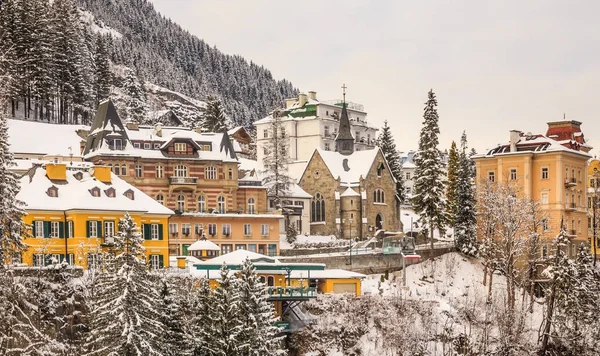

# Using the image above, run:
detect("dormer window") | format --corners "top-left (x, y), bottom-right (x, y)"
top-left (105, 187), bottom-right (116, 198)
top-left (124, 189), bottom-right (135, 200)
top-left (90, 187), bottom-right (101, 197)
top-left (47, 186), bottom-right (58, 198)
top-left (134, 143), bottom-right (140, 149)
top-left (113, 139), bottom-right (122, 150)
top-left (144, 143), bottom-right (151, 149)
top-left (154, 143), bottom-right (160, 149)
top-left (174, 143), bottom-right (186, 152)
top-left (73, 172), bottom-right (83, 181)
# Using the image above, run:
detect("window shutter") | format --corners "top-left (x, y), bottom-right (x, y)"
top-left (43, 221), bottom-right (51, 238)
top-left (142, 224), bottom-right (150, 240)
top-left (59, 222), bottom-right (65, 239)
top-left (97, 221), bottom-right (102, 238)
top-left (86, 221), bottom-right (90, 238)
top-left (159, 255), bottom-right (164, 268)
top-left (32, 221), bottom-right (37, 237)
top-left (158, 224), bottom-right (164, 240)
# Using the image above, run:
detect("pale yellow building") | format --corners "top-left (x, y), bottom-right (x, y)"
top-left (473, 123), bottom-right (592, 256)
top-left (587, 158), bottom-right (600, 257)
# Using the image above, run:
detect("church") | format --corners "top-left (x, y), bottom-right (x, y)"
top-left (298, 95), bottom-right (400, 240)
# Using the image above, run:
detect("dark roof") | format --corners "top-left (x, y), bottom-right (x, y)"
top-left (84, 99), bottom-right (129, 155)
top-left (335, 103), bottom-right (354, 141)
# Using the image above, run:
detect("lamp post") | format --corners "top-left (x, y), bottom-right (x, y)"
top-left (345, 218), bottom-right (354, 266)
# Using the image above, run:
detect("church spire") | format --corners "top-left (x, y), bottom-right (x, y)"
top-left (335, 83), bottom-right (355, 155)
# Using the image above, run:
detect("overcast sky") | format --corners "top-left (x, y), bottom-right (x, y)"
top-left (149, 0), bottom-right (599, 156)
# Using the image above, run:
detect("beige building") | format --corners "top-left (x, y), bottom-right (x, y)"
top-left (473, 121), bottom-right (592, 255)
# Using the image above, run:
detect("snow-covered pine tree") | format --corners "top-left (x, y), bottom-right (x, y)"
top-left (286, 221), bottom-right (297, 244)
top-left (412, 90), bottom-right (448, 250)
top-left (122, 68), bottom-right (148, 124)
top-left (453, 132), bottom-right (477, 256)
top-left (94, 34), bottom-right (112, 105)
top-left (377, 120), bottom-right (406, 204)
top-left (446, 140), bottom-right (459, 224)
top-left (206, 263), bottom-right (243, 356)
top-left (191, 277), bottom-right (214, 356)
top-left (201, 95), bottom-right (230, 133)
top-left (237, 258), bottom-right (284, 355)
top-left (262, 109), bottom-right (293, 208)
top-left (86, 213), bottom-right (166, 356)
top-left (160, 275), bottom-right (190, 355)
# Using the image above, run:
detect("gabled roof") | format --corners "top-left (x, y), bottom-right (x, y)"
top-left (84, 99), bottom-right (129, 155)
top-left (474, 133), bottom-right (592, 159)
top-left (188, 239), bottom-right (220, 251)
top-left (301, 148), bottom-right (381, 184)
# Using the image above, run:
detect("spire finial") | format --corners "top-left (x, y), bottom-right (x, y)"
top-left (341, 83), bottom-right (347, 103)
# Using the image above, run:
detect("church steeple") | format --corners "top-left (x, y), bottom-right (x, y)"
top-left (335, 83), bottom-right (355, 156)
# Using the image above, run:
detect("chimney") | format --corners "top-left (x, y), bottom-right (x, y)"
top-left (298, 93), bottom-right (308, 107)
top-left (285, 98), bottom-right (296, 109)
top-left (154, 123), bottom-right (163, 137)
top-left (126, 122), bottom-right (139, 131)
top-left (308, 91), bottom-right (317, 101)
top-left (509, 130), bottom-right (521, 152)
top-left (91, 165), bottom-right (112, 183)
top-left (45, 163), bottom-right (67, 180)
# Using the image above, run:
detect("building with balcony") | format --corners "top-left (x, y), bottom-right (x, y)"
top-left (472, 120), bottom-right (592, 257)
top-left (16, 163), bottom-right (173, 269)
top-left (253, 91), bottom-right (379, 179)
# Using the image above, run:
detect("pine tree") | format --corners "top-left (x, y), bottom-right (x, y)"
top-left (94, 34), bottom-right (112, 105)
top-left (201, 95), bottom-right (229, 133)
top-left (262, 110), bottom-right (293, 208)
top-left (446, 141), bottom-right (459, 224)
top-left (412, 90), bottom-right (448, 250)
top-left (377, 120), bottom-right (406, 204)
top-left (286, 222), bottom-right (298, 244)
top-left (453, 132), bottom-right (477, 256)
top-left (191, 277), bottom-right (214, 356)
top-left (160, 276), bottom-right (190, 355)
top-left (86, 213), bottom-right (166, 356)
top-left (122, 68), bottom-right (148, 123)
top-left (237, 258), bottom-right (284, 355)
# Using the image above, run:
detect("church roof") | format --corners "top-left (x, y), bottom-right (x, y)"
top-left (340, 187), bottom-right (360, 197)
top-left (84, 99), bottom-right (129, 154)
top-left (335, 103), bottom-right (354, 141)
top-left (302, 148), bottom-right (381, 184)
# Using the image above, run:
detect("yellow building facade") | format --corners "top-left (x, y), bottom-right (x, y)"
top-left (587, 158), bottom-right (600, 257)
top-left (17, 163), bottom-right (173, 269)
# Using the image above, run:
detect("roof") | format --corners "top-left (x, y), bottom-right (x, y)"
top-left (181, 212), bottom-right (283, 219)
top-left (188, 239), bottom-right (220, 251)
top-left (17, 164), bottom-right (173, 215)
top-left (335, 103), bottom-right (355, 141)
top-left (340, 187), bottom-right (360, 197)
top-left (7, 119), bottom-right (88, 157)
top-left (237, 159), bottom-right (311, 198)
top-left (289, 269), bottom-right (365, 279)
top-left (206, 250), bottom-right (279, 265)
top-left (303, 148), bottom-right (380, 184)
top-left (474, 133), bottom-right (592, 159)
top-left (84, 99), bottom-right (128, 154)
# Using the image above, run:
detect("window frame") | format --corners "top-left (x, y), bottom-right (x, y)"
top-left (244, 223), bottom-right (252, 236)
top-left (206, 166), bottom-right (217, 180)
top-left (541, 167), bottom-right (549, 180)
top-left (104, 221), bottom-right (115, 238)
top-left (174, 142), bottom-right (187, 152)
top-left (261, 224), bottom-right (269, 236)
top-left (222, 224), bottom-right (231, 236)
top-left (135, 164), bottom-right (143, 178)
top-left (155, 165), bottom-right (163, 178)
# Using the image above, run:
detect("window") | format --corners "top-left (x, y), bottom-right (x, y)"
top-left (589, 197), bottom-right (593, 209)
top-left (217, 196), bottom-right (226, 213)
top-left (488, 171), bottom-right (495, 182)
top-left (326, 110), bottom-right (329, 116)
top-left (406, 172), bottom-right (411, 180)
top-left (181, 223), bottom-right (191, 237)
top-left (198, 195), bottom-right (206, 212)
top-left (149, 255), bottom-right (162, 270)
top-left (248, 198), bottom-right (255, 214)
top-left (311, 193), bottom-right (325, 222)
top-left (222, 224), bottom-right (231, 236)
top-left (228, 168), bottom-right (233, 180)
top-left (174, 165), bottom-right (187, 177)
top-left (248, 244), bottom-right (257, 253)
top-left (377, 163), bottom-right (384, 177)
top-left (206, 166), bottom-right (217, 180)
top-left (89, 221), bottom-right (98, 238)
top-left (50, 221), bottom-right (60, 238)
top-left (263, 129), bottom-right (268, 138)
top-left (510, 169), bottom-right (517, 180)
top-left (90, 188), bottom-right (100, 197)
top-left (267, 276), bottom-right (274, 286)
top-left (541, 192), bottom-right (548, 205)
top-left (208, 224), bottom-right (217, 236)
top-left (244, 224), bottom-right (252, 236)
top-left (174, 143), bottom-right (186, 152)
top-left (144, 143), bottom-right (151, 149)
top-left (221, 244), bottom-right (232, 255)
top-left (113, 139), bottom-right (122, 150)
top-left (194, 224), bottom-right (204, 236)
top-left (592, 179), bottom-right (596, 188)
top-left (263, 147), bottom-right (268, 155)
top-left (121, 164), bottom-right (127, 176)
top-left (542, 219), bottom-right (549, 231)
top-left (134, 143), bottom-right (140, 149)
top-left (261, 224), bottom-right (269, 236)
top-left (542, 167), bottom-right (549, 179)
top-left (35, 221), bottom-right (44, 238)
top-left (151, 224), bottom-right (159, 240)
top-left (374, 189), bottom-right (385, 203)
top-left (324, 126), bottom-right (329, 136)
top-left (169, 223), bottom-right (178, 236)
top-left (177, 195), bottom-right (185, 212)
top-left (33, 254), bottom-right (44, 267)
top-left (268, 244), bottom-right (277, 257)
top-left (578, 169), bottom-right (582, 182)
top-left (324, 143), bottom-right (330, 151)
top-left (355, 131), bottom-right (360, 142)
top-left (154, 143), bottom-right (160, 149)
top-left (155, 165), bottom-right (163, 178)
top-left (578, 220), bottom-right (582, 233)
top-left (235, 244), bottom-right (246, 250)
top-left (156, 194), bottom-right (164, 205)
top-left (67, 221), bottom-right (73, 238)
top-left (104, 221), bottom-right (115, 238)
top-left (542, 245), bottom-right (548, 259)
top-left (111, 164), bottom-right (119, 175)
top-left (135, 164), bottom-right (143, 178)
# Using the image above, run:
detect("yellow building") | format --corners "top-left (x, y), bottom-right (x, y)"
top-left (587, 158), bottom-right (600, 257)
top-left (473, 126), bottom-right (592, 256)
top-left (17, 163), bottom-right (173, 269)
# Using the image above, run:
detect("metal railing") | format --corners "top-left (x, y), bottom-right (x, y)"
top-left (266, 286), bottom-right (317, 299)
top-left (565, 177), bottom-right (577, 186)
top-left (169, 176), bottom-right (197, 184)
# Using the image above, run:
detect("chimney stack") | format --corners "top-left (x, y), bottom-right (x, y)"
top-left (509, 130), bottom-right (521, 152)
top-left (285, 98), bottom-right (296, 109)
top-left (308, 91), bottom-right (317, 101)
top-left (298, 93), bottom-right (308, 107)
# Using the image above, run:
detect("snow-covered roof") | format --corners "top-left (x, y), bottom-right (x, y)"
top-left (340, 187), bottom-right (360, 197)
top-left (17, 165), bottom-right (173, 215)
top-left (206, 250), bottom-right (280, 265)
top-left (181, 212), bottom-right (283, 219)
top-left (289, 269), bottom-right (365, 280)
top-left (8, 119), bottom-right (88, 157)
top-left (11, 159), bottom-right (93, 173)
top-left (237, 159), bottom-right (311, 198)
top-left (188, 239), bottom-right (220, 251)
top-left (474, 133), bottom-right (592, 159)
top-left (304, 148), bottom-right (380, 184)
top-left (286, 183), bottom-right (312, 199)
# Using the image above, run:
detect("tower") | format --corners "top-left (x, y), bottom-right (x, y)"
top-left (335, 84), bottom-right (355, 156)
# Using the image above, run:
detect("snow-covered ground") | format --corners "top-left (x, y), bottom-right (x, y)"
top-left (279, 234), bottom-right (347, 250)
top-left (401, 208), bottom-right (454, 242)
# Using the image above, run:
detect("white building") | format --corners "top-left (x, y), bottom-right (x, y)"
top-left (400, 150), bottom-right (449, 201)
top-left (254, 91), bottom-right (379, 179)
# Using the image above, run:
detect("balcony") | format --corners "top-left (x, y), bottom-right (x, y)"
top-left (169, 176), bottom-right (197, 191)
top-left (566, 229), bottom-right (577, 237)
top-left (565, 203), bottom-right (577, 211)
top-left (564, 177), bottom-right (577, 187)
top-left (266, 286), bottom-right (317, 301)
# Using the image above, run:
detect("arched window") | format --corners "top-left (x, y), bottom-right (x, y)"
top-left (217, 196), bottom-right (226, 213)
top-left (248, 198), bottom-right (255, 214)
top-left (374, 189), bottom-right (385, 203)
top-left (177, 195), bottom-right (185, 212)
top-left (156, 194), bottom-right (164, 205)
top-left (174, 165), bottom-right (187, 177)
top-left (198, 195), bottom-right (206, 212)
top-left (311, 193), bottom-right (325, 222)
top-left (267, 276), bottom-right (274, 287)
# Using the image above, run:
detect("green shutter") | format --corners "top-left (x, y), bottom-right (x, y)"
top-left (143, 224), bottom-right (150, 240)
top-left (97, 221), bottom-right (102, 238)
top-left (32, 221), bottom-right (37, 238)
top-left (159, 255), bottom-right (164, 268)
top-left (65, 221), bottom-right (70, 238)
top-left (158, 224), bottom-right (164, 240)
top-left (58, 222), bottom-right (65, 239)
top-left (43, 221), bottom-right (51, 238)
top-left (86, 221), bottom-right (90, 238)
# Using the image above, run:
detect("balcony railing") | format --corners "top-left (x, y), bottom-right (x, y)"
top-left (266, 286), bottom-right (317, 299)
top-left (567, 229), bottom-right (577, 237)
top-left (169, 176), bottom-right (197, 185)
top-left (566, 203), bottom-right (577, 211)
top-left (565, 177), bottom-right (577, 187)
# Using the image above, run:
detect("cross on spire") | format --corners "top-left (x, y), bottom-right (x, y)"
top-left (342, 83), bottom-right (347, 103)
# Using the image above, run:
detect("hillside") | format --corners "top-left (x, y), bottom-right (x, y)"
top-left (77, 0), bottom-right (297, 129)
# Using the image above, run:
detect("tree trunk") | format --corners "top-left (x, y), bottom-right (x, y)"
top-left (540, 282), bottom-right (556, 354)
top-left (430, 225), bottom-right (434, 251)
top-left (487, 269), bottom-right (493, 303)
top-left (483, 264), bottom-right (488, 286)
